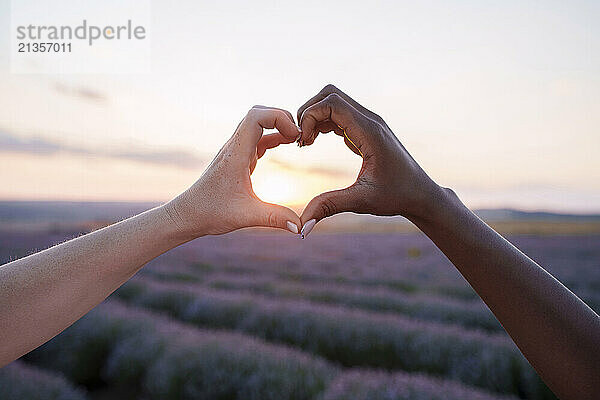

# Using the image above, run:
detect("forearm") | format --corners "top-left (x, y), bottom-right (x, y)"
top-left (409, 186), bottom-right (600, 399)
top-left (295, 85), bottom-right (599, 398)
top-left (0, 106), bottom-right (302, 367)
top-left (0, 204), bottom-right (192, 366)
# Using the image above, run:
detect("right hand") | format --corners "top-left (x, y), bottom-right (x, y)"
top-left (297, 84), bottom-right (443, 233)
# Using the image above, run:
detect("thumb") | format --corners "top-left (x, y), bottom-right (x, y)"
top-left (300, 185), bottom-right (362, 238)
top-left (253, 201), bottom-right (301, 234)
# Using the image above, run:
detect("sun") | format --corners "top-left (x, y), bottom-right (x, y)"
top-left (251, 168), bottom-right (300, 206)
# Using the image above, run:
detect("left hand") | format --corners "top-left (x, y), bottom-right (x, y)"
top-left (165, 106), bottom-right (302, 238)
top-left (296, 85), bottom-right (441, 237)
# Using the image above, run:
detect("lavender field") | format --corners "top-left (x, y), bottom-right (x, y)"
top-left (1, 211), bottom-right (599, 400)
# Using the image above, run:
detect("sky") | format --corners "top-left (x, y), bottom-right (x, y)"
top-left (0, 0), bottom-right (599, 212)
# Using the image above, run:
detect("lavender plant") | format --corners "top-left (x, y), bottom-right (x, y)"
top-left (141, 270), bottom-right (503, 332)
top-left (25, 301), bottom-right (336, 400)
top-left (114, 278), bottom-right (553, 399)
top-left (319, 369), bottom-right (520, 400)
top-left (0, 361), bottom-right (88, 400)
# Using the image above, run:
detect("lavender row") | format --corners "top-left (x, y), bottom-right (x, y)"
top-left (145, 259), bottom-right (480, 301)
top-left (19, 301), bottom-right (524, 400)
top-left (0, 361), bottom-right (88, 400)
top-left (144, 263), bottom-right (599, 313)
top-left (143, 232), bottom-right (600, 304)
top-left (145, 269), bottom-right (503, 332)
top-left (319, 369), bottom-right (520, 400)
top-left (24, 301), bottom-right (336, 400)
top-left (115, 278), bottom-right (553, 399)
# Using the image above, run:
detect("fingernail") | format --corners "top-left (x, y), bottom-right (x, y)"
top-left (286, 221), bottom-right (299, 234)
top-left (300, 219), bottom-right (316, 239)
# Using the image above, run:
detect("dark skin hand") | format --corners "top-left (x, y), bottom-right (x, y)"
top-left (297, 84), bottom-right (600, 400)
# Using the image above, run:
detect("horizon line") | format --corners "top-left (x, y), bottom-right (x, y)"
top-left (0, 198), bottom-right (599, 217)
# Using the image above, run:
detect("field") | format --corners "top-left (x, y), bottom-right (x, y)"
top-left (1, 204), bottom-right (599, 400)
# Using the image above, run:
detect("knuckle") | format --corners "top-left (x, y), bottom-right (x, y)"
top-left (321, 83), bottom-right (339, 95)
top-left (362, 115), bottom-right (384, 136)
top-left (317, 194), bottom-right (338, 217)
top-left (370, 118), bottom-right (385, 133)
top-left (246, 107), bottom-right (266, 122)
top-left (274, 109), bottom-right (287, 120)
top-left (246, 107), bottom-right (258, 118)
top-left (284, 110), bottom-right (295, 122)
top-left (324, 92), bottom-right (342, 107)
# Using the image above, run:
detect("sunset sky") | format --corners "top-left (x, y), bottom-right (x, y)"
top-left (1, 0), bottom-right (599, 212)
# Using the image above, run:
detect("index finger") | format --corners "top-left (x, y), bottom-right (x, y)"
top-left (299, 93), bottom-right (378, 155)
top-left (298, 84), bottom-right (386, 128)
top-left (237, 107), bottom-right (301, 158)
top-left (252, 105), bottom-right (296, 125)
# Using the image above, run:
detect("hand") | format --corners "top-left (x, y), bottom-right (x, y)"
top-left (297, 84), bottom-right (442, 236)
top-left (165, 106), bottom-right (302, 238)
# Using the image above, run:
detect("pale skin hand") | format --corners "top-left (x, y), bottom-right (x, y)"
top-left (297, 84), bottom-right (600, 400)
top-left (166, 105), bottom-right (302, 237)
top-left (0, 106), bottom-right (301, 367)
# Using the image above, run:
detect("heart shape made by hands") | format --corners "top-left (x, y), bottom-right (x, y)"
top-left (247, 84), bottom-right (419, 238)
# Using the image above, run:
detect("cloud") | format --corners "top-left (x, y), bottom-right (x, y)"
top-left (1, 130), bottom-right (354, 177)
top-left (0, 131), bottom-right (62, 154)
top-left (0, 130), bottom-right (206, 169)
top-left (109, 149), bottom-right (205, 168)
top-left (54, 82), bottom-right (107, 103)
top-left (269, 157), bottom-right (354, 179)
